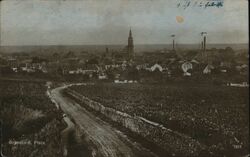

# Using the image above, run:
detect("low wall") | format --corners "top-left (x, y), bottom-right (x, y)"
top-left (65, 88), bottom-right (206, 156)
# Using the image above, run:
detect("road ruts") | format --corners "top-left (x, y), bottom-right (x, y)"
top-left (51, 86), bottom-right (157, 157)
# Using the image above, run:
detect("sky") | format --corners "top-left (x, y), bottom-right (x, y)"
top-left (0, 0), bottom-right (248, 46)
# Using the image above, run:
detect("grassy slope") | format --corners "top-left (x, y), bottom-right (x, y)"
top-left (0, 80), bottom-right (66, 157)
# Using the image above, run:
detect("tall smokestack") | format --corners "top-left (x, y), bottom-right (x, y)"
top-left (203, 36), bottom-right (206, 51)
top-left (171, 34), bottom-right (175, 51)
top-left (173, 39), bottom-right (175, 51)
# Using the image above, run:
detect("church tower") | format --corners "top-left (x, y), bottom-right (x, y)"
top-left (127, 28), bottom-right (134, 59)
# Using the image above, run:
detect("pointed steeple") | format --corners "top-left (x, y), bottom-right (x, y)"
top-left (127, 28), bottom-right (134, 59)
top-left (129, 28), bottom-right (132, 37)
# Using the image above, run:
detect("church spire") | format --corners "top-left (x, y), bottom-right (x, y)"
top-left (127, 28), bottom-right (134, 59)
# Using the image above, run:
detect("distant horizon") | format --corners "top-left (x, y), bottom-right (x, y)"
top-left (0, 43), bottom-right (248, 47)
top-left (0, 43), bottom-right (248, 54)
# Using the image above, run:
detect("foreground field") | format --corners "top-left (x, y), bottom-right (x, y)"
top-left (0, 79), bottom-right (66, 157)
top-left (70, 83), bottom-right (249, 156)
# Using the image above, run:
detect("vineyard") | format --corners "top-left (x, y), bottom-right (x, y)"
top-left (0, 79), bottom-right (65, 157)
top-left (70, 83), bottom-right (249, 156)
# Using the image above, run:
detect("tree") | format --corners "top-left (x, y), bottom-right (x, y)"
top-left (52, 53), bottom-right (59, 58)
top-left (87, 57), bottom-right (99, 65)
top-left (106, 70), bottom-right (115, 80)
top-left (219, 47), bottom-right (235, 62)
top-left (127, 67), bottom-right (139, 80)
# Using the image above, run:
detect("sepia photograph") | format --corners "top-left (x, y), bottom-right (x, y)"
top-left (0, 0), bottom-right (249, 157)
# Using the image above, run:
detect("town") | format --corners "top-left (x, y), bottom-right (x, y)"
top-left (0, 29), bottom-right (248, 87)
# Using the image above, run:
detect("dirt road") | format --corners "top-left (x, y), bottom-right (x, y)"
top-left (61, 116), bottom-right (75, 157)
top-left (51, 86), bottom-right (157, 157)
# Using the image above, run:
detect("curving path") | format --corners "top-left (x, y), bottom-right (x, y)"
top-left (51, 85), bottom-right (157, 157)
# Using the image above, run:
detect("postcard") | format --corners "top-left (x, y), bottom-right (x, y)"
top-left (0, 0), bottom-right (249, 157)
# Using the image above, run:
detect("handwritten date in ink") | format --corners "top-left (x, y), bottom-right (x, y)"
top-left (177, 0), bottom-right (223, 9)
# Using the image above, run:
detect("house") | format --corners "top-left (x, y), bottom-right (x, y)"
top-left (68, 70), bottom-right (75, 74)
top-left (136, 63), bottom-right (149, 70)
top-left (221, 69), bottom-right (227, 73)
top-left (181, 62), bottom-right (193, 76)
top-left (105, 64), bottom-right (120, 70)
top-left (68, 64), bottom-right (99, 75)
top-left (191, 59), bottom-right (199, 64)
top-left (235, 64), bottom-right (248, 75)
top-left (31, 57), bottom-right (48, 71)
top-left (146, 63), bottom-right (169, 72)
top-left (203, 64), bottom-right (215, 74)
top-left (228, 82), bottom-right (249, 88)
top-left (114, 79), bottom-right (137, 83)
top-left (18, 60), bottom-right (35, 73)
top-left (104, 60), bottom-right (128, 71)
top-left (121, 60), bottom-right (128, 70)
top-left (150, 63), bottom-right (163, 72)
top-left (12, 67), bottom-right (18, 72)
top-left (98, 74), bottom-right (107, 80)
top-left (98, 72), bottom-right (107, 79)
top-left (21, 67), bottom-right (35, 73)
top-left (68, 68), bottom-right (83, 74)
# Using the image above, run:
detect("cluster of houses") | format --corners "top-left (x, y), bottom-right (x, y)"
top-left (1, 56), bottom-right (248, 77)
top-left (0, 56), bottom-right (48, 74)
top-left (62, 57), bottom-right (248, 82)
top-left (0, 49), bottom-right (248, 85)
top-left (134, 58), bottom-right (248, 77)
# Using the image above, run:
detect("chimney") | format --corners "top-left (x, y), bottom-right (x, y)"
top-left (203, 36), bottom-right (206, 51)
